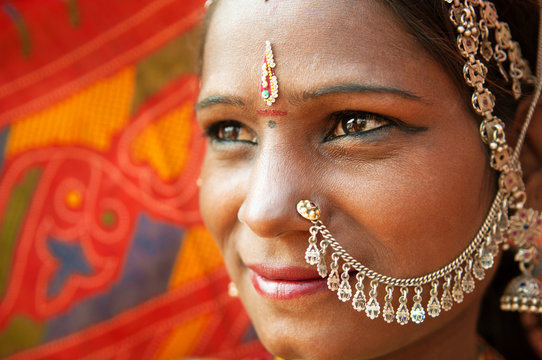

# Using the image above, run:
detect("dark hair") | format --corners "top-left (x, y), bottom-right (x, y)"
top-left (199, 1), bottom-right (541, 358)
top-left (382, 0), bottom-right (538, 125)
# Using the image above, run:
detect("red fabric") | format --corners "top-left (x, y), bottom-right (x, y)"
top-left (0, 1), bottom-right (270, 359)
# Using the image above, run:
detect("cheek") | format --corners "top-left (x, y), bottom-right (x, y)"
top-left (330, 125), bottom-right (493, 275)
top-left (198, 156), bottom-right (246, 250)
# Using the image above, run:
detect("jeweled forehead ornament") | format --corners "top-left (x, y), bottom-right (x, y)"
top-left (297, 0), bottom-right (542, 325)
top-left (260, 40), bottom-right (279, 106)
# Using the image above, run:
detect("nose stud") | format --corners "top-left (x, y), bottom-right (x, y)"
top-left (296, 200), bottom-right (320, 221)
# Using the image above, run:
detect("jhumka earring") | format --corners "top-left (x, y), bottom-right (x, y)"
top-left (297, 0), bottom-right (542, 325)
top-left (260, 41), bottom-right (279, 106)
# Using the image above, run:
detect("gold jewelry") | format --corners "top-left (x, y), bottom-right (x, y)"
top-left (260, 41), bottom-right (279, 106)
top-left (296, 0), bottom-right (542, 324)
top-left (446, 0), bottom-right (542, 313)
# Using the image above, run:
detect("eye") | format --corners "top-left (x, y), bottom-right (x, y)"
top-left (206, 121), bottom-right (257, 144)
top-left (327, 111), bottom-right (391, 139)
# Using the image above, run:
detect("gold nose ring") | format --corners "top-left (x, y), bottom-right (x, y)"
top-left (296, 200), bottom-right (320, 221)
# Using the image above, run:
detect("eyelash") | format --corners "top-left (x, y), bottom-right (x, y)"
top-left (325, 110), bottom-right (391, 141)
top-left (204, 110), bottom-right (392, 144)
top-left (205, 120), bottom-right (257, 144)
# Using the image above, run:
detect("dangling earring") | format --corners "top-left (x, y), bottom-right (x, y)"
top-left (500, 208), bottom-right (542, 311)
top-left (441, 0), bottom-right (542, 314)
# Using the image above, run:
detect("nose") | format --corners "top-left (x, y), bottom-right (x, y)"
top-left (237, 142), bottom-right (317, 238)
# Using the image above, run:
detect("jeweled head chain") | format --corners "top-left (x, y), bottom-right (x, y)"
top-left (205, 0), bottom-right (279, 107)
top-left (297, 0), bottom-right (542, 325)
top-left (260, 40), bottom-right (279, 106)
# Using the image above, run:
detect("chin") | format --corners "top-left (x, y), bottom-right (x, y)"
top-left (243, 286), bottom-right (481, 360)
top-left (244, 300), bottom-right (386, 360)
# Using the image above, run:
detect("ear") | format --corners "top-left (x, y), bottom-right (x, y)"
top-left (513, 95), bottom-right (542, 210)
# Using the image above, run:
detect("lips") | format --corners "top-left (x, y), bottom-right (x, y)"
top-left (248, 264), bottom-right (328, 300)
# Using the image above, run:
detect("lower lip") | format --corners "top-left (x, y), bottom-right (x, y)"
top-left (250, 270), bottom-right (328, 300)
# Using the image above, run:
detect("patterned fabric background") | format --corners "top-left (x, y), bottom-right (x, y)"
top-left (0, 0), bottom-right (270, 358)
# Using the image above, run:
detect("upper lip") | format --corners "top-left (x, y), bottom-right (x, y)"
top-left (248, 264), bottom-right (322, 281)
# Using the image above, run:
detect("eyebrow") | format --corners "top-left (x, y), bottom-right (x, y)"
top-left (195, 95), bottom-right (246, 111)
top-left (195, 83), bottom-right (424, 111)
top-left (301, 83), bottom-right (423, 102)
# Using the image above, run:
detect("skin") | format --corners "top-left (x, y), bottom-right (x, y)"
top-left (196, 0), bottom-right (504, 359)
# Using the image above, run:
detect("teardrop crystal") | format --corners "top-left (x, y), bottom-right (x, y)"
top-left (486, 238), bottom-right (499, 256)
top-left (305, 243), bottom-right (319, 265)
top-left (452, 280), bottom-right (464, 303)
top-left (352, 290), bottom-right (367, 311)
top-left (480, 248), bottom-right (494, 269)
top-left (410, 302), bottom-right (426, 324)
top-left (327, 269), bottom-right (340, 291)
top-left (473, 259), bottom-right (485, 280)
top-left (396, 303), bottom-right (410, 325)
top-left (365, 297), bottom-right (380, 320)
top-left (338, 278), bottom-right (352, 302)
top-left (499, 212), bottom-right (509, 229)
top-left (317, 254), bottom-right (328, 278)
top-left (461, 270), bottom-right (475, 293)
top-left (383, 301), bottom-right (395, 323)
top-left (492, 231), bottom-right (503, 247)
top-left (441, 287), bottom-right (453, 311)
top-left (427, 296), bottom-right (441, 318)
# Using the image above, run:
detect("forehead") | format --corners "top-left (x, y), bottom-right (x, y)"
top-left (201, 0), bottom-right (437, 101)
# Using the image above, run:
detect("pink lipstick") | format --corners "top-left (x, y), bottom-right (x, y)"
top-left (248, 264), bottom-right (328, 300)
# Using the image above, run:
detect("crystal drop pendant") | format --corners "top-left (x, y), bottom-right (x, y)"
top-left (383, 301), bottom-right (395, 323)
top-left (473, 259), bottom-right (485, 280)
top-left (338, 278), bottom-right (352, 302)
top-left (352, 290), bottom-right (367, 311)
top-left (317, 254), bottom-right (328, 278)
top-left (305, 243), bottom-right (319, 265)
top-left (365, 297), bottom-right (380, 320)
top-left (486, 238), bottom-right (499, 256)
top-left (410, 302), bottom-right (426, 324)
top-left (499, 211), bottom-right (509, 229)
top-left (480, 248), bottom-right (494, 269)
top-left (427, 295), bottom-right (441, 318)
top-left (327, 268), bottom-right (340, 291)
top-left (461, 270), bottom-right (475, 293)
top-left (492, 230), bottom-right (503, 246)
top-left (396, 303), bottom-right (410, 325)
top-left (452, 279), bottom-right (464, 303)
top-left (441, 287), bottom-right (453, 311)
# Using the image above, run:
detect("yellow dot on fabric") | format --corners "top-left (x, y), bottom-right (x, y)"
top-left (65, 190), bottom-right (82, 208)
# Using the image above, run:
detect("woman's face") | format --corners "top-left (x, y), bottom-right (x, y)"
top-left (197, 1), bottom-right (496, 359)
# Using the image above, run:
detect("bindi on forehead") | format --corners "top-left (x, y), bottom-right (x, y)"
top-left (256, 109), bottom-right (288, 116)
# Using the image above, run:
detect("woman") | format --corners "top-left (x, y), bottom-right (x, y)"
top-left (195, 0), bottom-right (542, 359)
